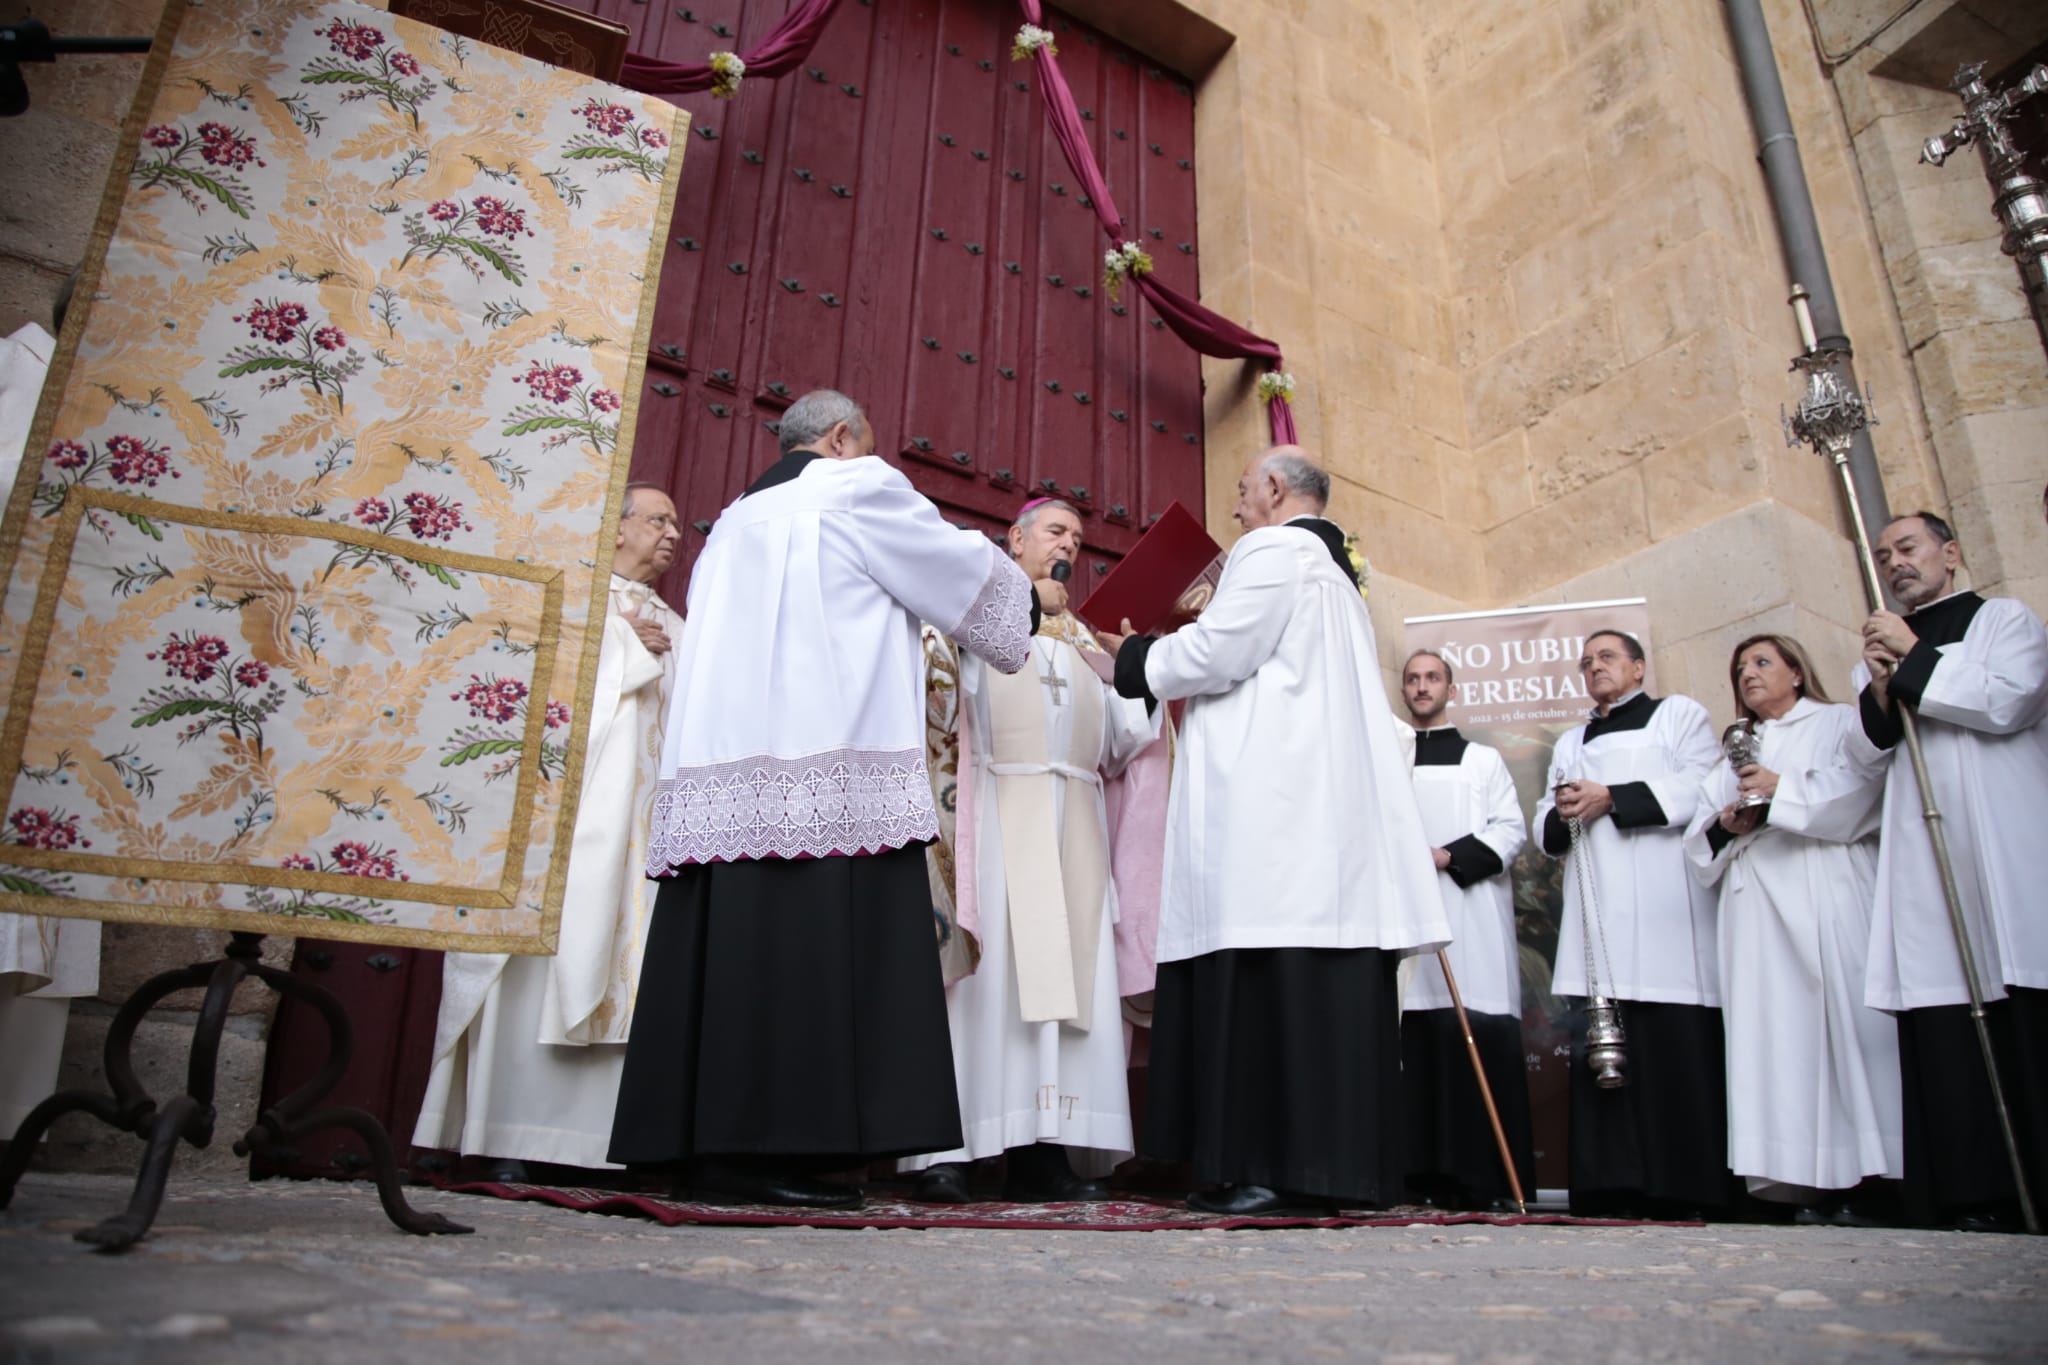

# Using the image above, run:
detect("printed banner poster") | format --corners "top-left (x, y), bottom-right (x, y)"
top-left (0, 0), bottom-right (685, 951)
top-left (1402, 598), bottom-right (1655, 1190)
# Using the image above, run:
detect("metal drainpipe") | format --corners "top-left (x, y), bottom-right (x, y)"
top-left (1723, 0), bottom-right (1895, 545)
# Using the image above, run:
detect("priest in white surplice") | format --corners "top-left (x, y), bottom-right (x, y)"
top-left (0, 318), bottom-right (100, 1140)
top-left (1536, 629), bottom-right (1734, 1219)
top-left (1397, 648), bottom-right (1534, 1211)
top-left (1101, 448), bottom-right (1446, 1216)
top-left (903, 498), bottom-right (1159, 1203)
top-left (610, 391), bottom-right (1037, 1211)
top-left (413, 482), bottom-right (683, 1175)
top-left (1683, 633), bottom-right (1901, 1224)
top-left (1849, 512), bottom-right (2048, 1231)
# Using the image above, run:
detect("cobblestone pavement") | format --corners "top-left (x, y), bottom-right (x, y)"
top-left (2, 1173), bottom-right (2045, 1363)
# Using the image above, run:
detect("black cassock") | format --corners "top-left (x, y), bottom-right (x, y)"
top-left (1400, 728), bottom-right (1536, 1208)
top-left (608, 846), bottom-right (963, 1168)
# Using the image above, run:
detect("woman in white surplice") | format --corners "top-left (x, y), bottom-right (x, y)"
top-left (1683, 633), bottom-right (1902, 1221)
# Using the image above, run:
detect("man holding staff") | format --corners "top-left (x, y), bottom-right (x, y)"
top-left (1852, 512), bottom-right (2048, 1231)
top-left (1397, 648), bottom-right (1534, 1212)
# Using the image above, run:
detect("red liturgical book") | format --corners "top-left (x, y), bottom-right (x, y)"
top-left (1077, 501), bottom-right (1226, 635)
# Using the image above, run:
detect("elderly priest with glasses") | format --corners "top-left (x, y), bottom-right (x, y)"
top-left (608, 390), bottom-right (1040, 1210)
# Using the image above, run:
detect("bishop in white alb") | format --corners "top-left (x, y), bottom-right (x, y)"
top-left (906, 611), bottom-right (1158, 1183)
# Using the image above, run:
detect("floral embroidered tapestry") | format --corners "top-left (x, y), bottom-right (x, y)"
top-left (0, 0), bottom-right (685, 951)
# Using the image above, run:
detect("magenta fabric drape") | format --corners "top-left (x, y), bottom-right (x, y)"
top-left (618, 0), bottom-right (846, 95)
top-left (1017, 2), bottom-right (1297, 444)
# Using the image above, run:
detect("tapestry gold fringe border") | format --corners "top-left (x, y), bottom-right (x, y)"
top-left (536, 93), bottom-right (690, 946)
top-left (0, 487), bottom-right (563, 910)
top-left (0, 0), bottom-right (189, 598)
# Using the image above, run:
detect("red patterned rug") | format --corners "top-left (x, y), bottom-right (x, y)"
top-left (434, 1180), bottom-right (1690, 1231)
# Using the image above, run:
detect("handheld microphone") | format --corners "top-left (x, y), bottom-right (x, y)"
top-left (1050, 559), bottom-right (1072, 584)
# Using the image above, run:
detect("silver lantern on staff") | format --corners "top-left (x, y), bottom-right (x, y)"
top-left (1559, 775), bottom-right (1627, 1089)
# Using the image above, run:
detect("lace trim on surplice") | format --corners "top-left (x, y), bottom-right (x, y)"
top-left (951, 552), bottom-right (1033, 674)
top-left (644, 745), bottom-right (939, 869)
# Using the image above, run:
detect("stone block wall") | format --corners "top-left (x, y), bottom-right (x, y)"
top-left (1818, 0), bottom-right (2048, 614)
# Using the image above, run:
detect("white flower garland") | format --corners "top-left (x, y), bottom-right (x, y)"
top-left (709, 51), bottom-right (745, 100)
top-left (1255, 370), bottom-right (1296, 404)
top-left (1100, 241), bottom-right (1153, 302)
top-left (1011, 24), bottom-right (1057, 61)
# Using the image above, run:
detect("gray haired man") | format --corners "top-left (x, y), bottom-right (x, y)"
top-left (609, 390), bottom-right (1044, 1209)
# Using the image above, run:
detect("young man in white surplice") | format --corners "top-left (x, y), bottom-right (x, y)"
top-left (413, 483), bottom-right (684, 1177)
top-left (1683, 633), bottom-right (1900, 1226)
top-left (1536, 629), bottom-right (1733, 1219)
top-left (1849, 512), bottom-right (2048, 1232)
top-left (1397, 648), bottom-right (1534, 1212)
top-left (902, 497), bottom-right (1159, 1204)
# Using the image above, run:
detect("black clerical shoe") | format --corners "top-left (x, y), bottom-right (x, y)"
top-left (1003, 1168), bottom-right (1110, 1203)
top-left (689, 1159), bottom-right (864, 1210)
top-left (1001, 1142), bottom-right (1110, 1203)
top-left (1946, 1206), bottom-right (2025, 1234)
top-left (913, 1164), bottom-right (973, 1205)
top-left (1186, 1184), bottom-right (1337, 1217)
top-left (483, 1159), bottom-right (530, 1184)
top-left (1793, 1203), bottom-right (1887, 1229)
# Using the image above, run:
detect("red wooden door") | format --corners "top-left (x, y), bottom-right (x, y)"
top-left (260, 0), bottom-right (1207, 1174)
top-left (591, 0), bottom-right (1208, 597)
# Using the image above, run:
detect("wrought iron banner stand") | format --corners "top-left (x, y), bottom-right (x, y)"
top-left (1781, 286), bottom-right (2039, 1235)
top-left (0, 933), bottom-right (471, 1252)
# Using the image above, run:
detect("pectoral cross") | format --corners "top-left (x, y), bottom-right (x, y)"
top-left (1039, 669), bottom-right (1069, 706)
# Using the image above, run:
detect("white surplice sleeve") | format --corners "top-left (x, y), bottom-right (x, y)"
top-left (1915, 599), bottom-right (2048, 737)
top-left (1765, 705), bottom-right (1885, 844)
top-left (1476, 746), bottom-right (1529, 866)
top-left (852, 467), bottom-right (1034, 674)
top-left (1683, 759), bottom-right (1743, 886)
top-left (1098, 680), bottom-right (1162, 780)
top-left (1640, 696), bottom-right (1720, 828)
top-left (1141, 534), bottom-right (1298, 702)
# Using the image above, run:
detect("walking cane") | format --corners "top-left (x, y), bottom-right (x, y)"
top-left (1784, 287), bottom-right (2038, 1233)
top-left (1435, 949), bottom-right (1527, 1216)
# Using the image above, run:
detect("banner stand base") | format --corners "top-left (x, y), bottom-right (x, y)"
top-left (0, 931), bottom-right (470, 1252)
